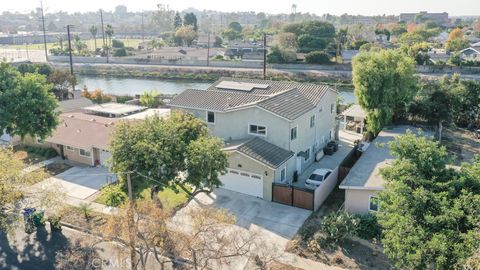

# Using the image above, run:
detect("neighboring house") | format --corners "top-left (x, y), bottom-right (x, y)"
top-left (340, 104), bottom-right (366, 134)
top-left (224, 42), bottom-right (264, 59)
top-left (339, 126), bottom-right (428, 214)
top-left (341, 50), bottom-right (359, 64)
top-left (25, 102), bottom-right (170, 167)
top-left (428, 49), bottom-right (451, 64)
top-left (460, 42), bottom-right (480, 61)
top-left (169, 78), bottom-right (338, 200)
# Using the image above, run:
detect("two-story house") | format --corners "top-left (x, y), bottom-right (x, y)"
top-left (169, 78), bottom-right (338, 200)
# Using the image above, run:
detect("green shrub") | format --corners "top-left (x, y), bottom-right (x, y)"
top-left (114, 48), bottom-right (127, 57)
top-left (116, 95), bottom-right (134, 104)
top-left (267, 45), bottom-right (297, 64)
top-left (102, 184), bottom-right (127, 207)
top-left (305, 51), bottom-right (332, 64)
top-left (112, 39), bottom-right (125, 48)
top-left (355, 213), bottom-right (382, 240)
top-left (320, 211), bottom-right (359, 245)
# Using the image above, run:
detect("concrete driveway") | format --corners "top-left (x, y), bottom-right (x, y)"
top-left (32, 166), bottom-right (116, 200)
top-left (176, 188), bottom-right (311, 246)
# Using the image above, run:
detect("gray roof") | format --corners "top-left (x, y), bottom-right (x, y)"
top-left (231, 137), bottom-right (294, 169)
top-left (339, 125), bottom-right (431, 190)
top-left (59, 97), bottom-right (93, 113)
top-left (170, 78), bottom-right (335, 120)
top-left (258, 88), bottom-right (315, 120)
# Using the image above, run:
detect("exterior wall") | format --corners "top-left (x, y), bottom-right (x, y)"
top-left (173, 107), bottom-right (291, 149)
top-left (344, 189), bottom-right (380, 214)
top-left (22, 136), bottom-right (93, 166)
top-left (55, 144), bottom-right (94, 166)
top-left (226, 151), bottom-right (275, 201)
top-left (273, 157), bottom-right (296, 184)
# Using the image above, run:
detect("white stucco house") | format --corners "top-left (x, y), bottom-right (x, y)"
top-left (169, 78), bottom-right (338, 200)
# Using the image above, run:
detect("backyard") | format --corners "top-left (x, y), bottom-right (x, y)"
top-left (14, 145), bottom-right (57, 165)
top-left (286, 187), bottom-right (392, 269)
top-left (442, 127), bottom-right (480, 164)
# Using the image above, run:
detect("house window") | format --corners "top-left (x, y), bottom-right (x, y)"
top-left (305, 148), bottom-right (311, 161)
top-left (249, 124), bottom-right (267, 136)
top-left (280, 167), bottom-right (287, 182)
top-left (369, 196), bottom-right (380, 212)
top-left (290, 126), bottom-right (297, 141)
top-left (66, 146), bottom-right (75, 152)
top-left (330, 104), bottom-right (334, 113)
top-left (310, 115), bottom-right (315, 128)
top-left (79, 148), bottom-right (91, 157)
top-left (206, 111), bottom-right (215, 124)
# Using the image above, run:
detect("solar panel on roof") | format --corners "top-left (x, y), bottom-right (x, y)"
top-left (216, 81), bottom-right (269, 91)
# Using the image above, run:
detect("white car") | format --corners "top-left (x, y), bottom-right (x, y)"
top-left (305, 168), bottom-right (333, 186)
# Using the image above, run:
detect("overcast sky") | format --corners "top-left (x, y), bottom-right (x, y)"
top-left (2, 0), bottom-right (480, 16)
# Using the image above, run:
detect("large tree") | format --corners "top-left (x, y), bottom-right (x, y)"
top-left (89, 25), bottom-right (98, 52)
top-left (352, 49), bottom-right (417, 136)
top-left (109, 112), bottom-right (227, 199)
top-left (183, 12), bottom-right (198, 32)
top-left (283, 21), bottom-right (336, 52)
top-left (378, 131), bottom-right (480, 269)
top-left (174, 25), bottom-right (198, 47)
top-left (0, 63), bottom-right (59, 140)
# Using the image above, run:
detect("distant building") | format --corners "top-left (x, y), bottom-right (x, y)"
top-left (399, 12), bottom-right (449, 26)
top-left (460, 42), bottom-right (480, 61)
top-left (115, 5), bottom-right (128, 14)
top-left (341, 49), bottom-right (360, 64)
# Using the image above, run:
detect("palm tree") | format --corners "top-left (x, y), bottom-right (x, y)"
top-left (105, 24), bottom-right (114, 47)
top-left (89, 25), bottom-right (98, 52)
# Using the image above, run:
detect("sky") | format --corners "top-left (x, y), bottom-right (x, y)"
top-left (2, 0), bottom-right (480, 16)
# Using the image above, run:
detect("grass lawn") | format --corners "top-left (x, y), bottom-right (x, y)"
top-left (95, 181), bottom-right (190, 210)
top-left (0, 38), bottom-right (144, 52)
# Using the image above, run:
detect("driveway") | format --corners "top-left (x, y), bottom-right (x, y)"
top-left (176, 188), bottom-right (311, 248)
top-left (32, 166), bottom-right (116, 200)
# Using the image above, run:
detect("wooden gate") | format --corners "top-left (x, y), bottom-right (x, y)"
top-left (272, 183), bottom-right (314, 210)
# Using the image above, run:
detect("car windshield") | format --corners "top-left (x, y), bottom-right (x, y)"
top-left (309, 174), bottom-right (324, 181)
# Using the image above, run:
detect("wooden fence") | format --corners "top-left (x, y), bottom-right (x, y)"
top-left (272, 183), bottom-right (314, 210)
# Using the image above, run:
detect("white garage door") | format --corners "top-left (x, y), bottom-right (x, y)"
top-left (99, 150), bottom-right (111, 167)
top-left (219, 169), bottom-right (263, 198)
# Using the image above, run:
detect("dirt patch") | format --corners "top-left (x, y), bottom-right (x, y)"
top-left (443, 128), bottom-right (480, 164)
top-left (286, 187), bottom-right (392, 269)
top-left (44, 162), bottom-right (73, 177)
top-left (60, 206), bottom-right (108, 232)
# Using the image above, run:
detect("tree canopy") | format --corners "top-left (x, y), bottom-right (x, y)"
top-left (283, 21), bottom-right (336, 52)
top-left (109, 112), bottom-right (228, 199)
top-left (352, 49), bottom-right (417, 136)
top-left (378, 131), bottom-right (480, 269)
top-left (0, 63), bottom-right (59, 140)
top-left (183, 12), bottom-right (198, 32)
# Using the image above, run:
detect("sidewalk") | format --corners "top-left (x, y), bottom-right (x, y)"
top-left (22, 156), bottom-right (61, 174)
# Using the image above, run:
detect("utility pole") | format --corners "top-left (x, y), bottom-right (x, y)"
top-left (206, 32), bottom-right (210, 66)
top-left (66, 25), bottom-right (74, 76)
top-left (126, 172), bottom-right (137, 270)
top-left (40, 1), bottom-right (48, 61)
top-left (141, 11), bottom-right (145, 44)
top-left (263, 33), bottom-right (267, 80)
top-left (100, 9), bottom-right (108, 63)
top-left (25, 43), bottom-right (29, 59)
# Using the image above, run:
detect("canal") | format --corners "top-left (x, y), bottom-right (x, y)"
top-left (76, 75), bottom-right (356, 104)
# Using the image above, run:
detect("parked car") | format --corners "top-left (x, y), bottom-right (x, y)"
top-left (305, 168), bottom-right (333, 186)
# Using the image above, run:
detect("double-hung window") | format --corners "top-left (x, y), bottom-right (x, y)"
top-left (206, 111), bottom-right (215, 124)
top-left (290, 126), bottom-right (297, 141)
top-left (369, 196), bottom-right (380, 212)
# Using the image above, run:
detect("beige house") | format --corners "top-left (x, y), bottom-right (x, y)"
top-left (339, 126), bottom-right (421, 214)
top-left (170, 78), bottom-right (338, 200)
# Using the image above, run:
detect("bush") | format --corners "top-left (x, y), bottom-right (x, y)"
top-left (116, 95), bottom-right (134, 104)
top-left (101, 184), bottom-right (127, 207)
top-left (212, 55), bottom-right (224, 61)
top-left (305, 51), bottom-right (331, 64)
top-left (114, 48), bottom-right (127, 57)
top-left (319, 211), bottom-right (359, 245)
top-left (267, 45), bottom-right (296, 64)
top-left (355, 213), bottom-right (382, 240)
top-left (111, 39), bottom-right (125, 48)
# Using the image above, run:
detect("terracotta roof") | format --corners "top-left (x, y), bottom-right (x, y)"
top-left (46, 114), bottom-right (117, 150)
